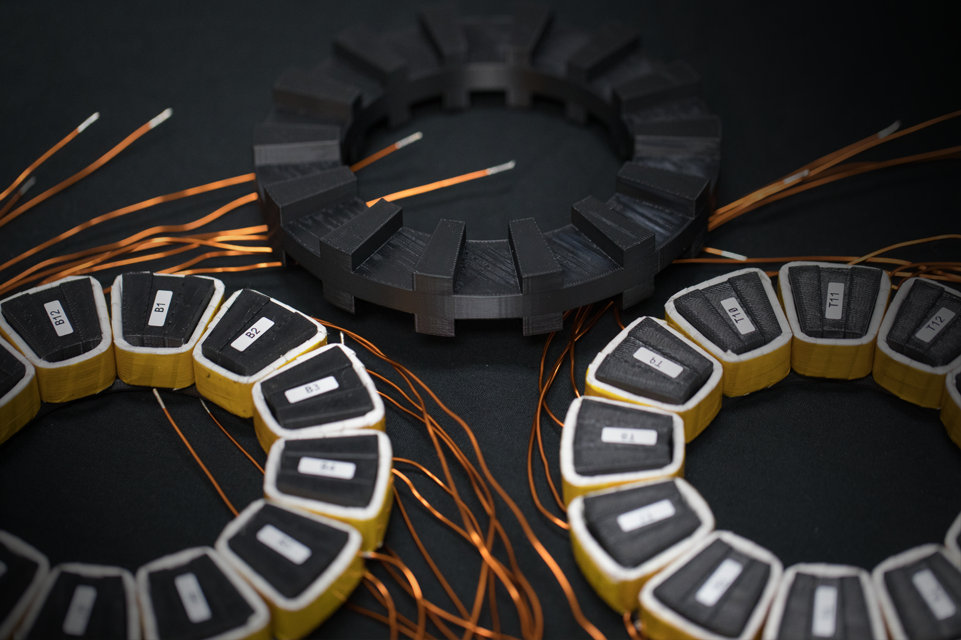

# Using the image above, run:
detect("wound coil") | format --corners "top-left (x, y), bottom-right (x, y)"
top-left (666, 268), bottom-right (792, 397)
top-left (0, 337), bottom-right (40, 445)
top-left (873, 278), bottom-right (961, 408)
top-left (0, 276), bottom-right (115, 404)
top-left (778, 262), bottom-right (890, 380)
top-left (0, 530), bottom-right (50, 640)
top-left (193, 289), bottom-right (327, 418)
top-left (942, 366), bottom-right (961, 448)
top-left (111, 273), bottom-right (224, 390)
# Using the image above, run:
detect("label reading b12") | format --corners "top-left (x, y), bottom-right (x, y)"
top-left (230, 317), bottom-right (275, 352)
top-left (43, 300), bottom-right (74, 337)
top-left (719, 297), bottom-right (757, 335)
top-left (147, 290), bottom-right (174, 327)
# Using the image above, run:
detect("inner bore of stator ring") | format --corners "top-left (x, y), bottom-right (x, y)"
top-left (682, 374), bottom-right (961, 569)
top-left (355, 90), bottom-right (625, 241)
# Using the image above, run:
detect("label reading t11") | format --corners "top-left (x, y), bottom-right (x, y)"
top-left (43, 300), bottom-right (74, 337)
top-left (824, 282), bottom-right (844, 320)
top-left (811, 585), bottom-right (838, 638)
top-left (719, 297), bottom-right (756, 335)
top-left (230, 317), bottom-right (275, 352)
top-left (633, 346), bottom-right (683, 378)
top-left (284, 375), bottom-right (339, 404)
top-left (915, 307), bottom-right (956, 344)
top-left (147, 290), bottom-right (174, 327)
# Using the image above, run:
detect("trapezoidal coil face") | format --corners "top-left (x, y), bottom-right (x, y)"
top-left (255, 7), bottom-right (720, 336)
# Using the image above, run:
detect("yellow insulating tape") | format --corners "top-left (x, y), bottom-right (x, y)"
top-left (561, 462), bottom-right (685, 507)
top-left (287, 480), bottom-right (394, 553)
top-left (942, 392), bottom-right (961, 449)
top-left (872, 347), bottom-right (947, 409)
top-left (639, 607), bottom-right (701, 640)
top-left (0, 326), bottom-right (116, 404)
top-left (583, 379), bottom-right (720, 443)
top-left (665, 316), bottom-right (792, 397)
top-left (266, 553), bottom-right (365, 640)
top-left (254, 410), bottom-right (385, 457)
top-left (570, 523), bottom-right (651, 613)
top-left (0, 372), bottom-right (40, 445)
top-left (790, 335), bottom-right (878, 380)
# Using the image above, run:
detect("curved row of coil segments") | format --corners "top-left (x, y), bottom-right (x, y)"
top-left (566, 263), bottom-right (961, 639)
top-left (0, 272), bottom-right (392, 639)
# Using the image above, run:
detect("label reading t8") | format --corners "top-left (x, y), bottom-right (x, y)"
top-left (174, 572), bottom-right (212, 623)
top-left (62, 584), bottom-right (97, 636)
top-left (695, 558), bottom-right (744, 607)
top-left (43, 300), bottom-right (74, 337)
top-left (719, 297), bottom-right (756, 335)
top-left (256, 523), bottom-right (312, 565)
top-left (601, 427), bottom-right (658, 446)
top-left (912, 568), bottom-right (957, 621)
top-left (915, 308), bottom-right (956, 344)
top-left (616, 498), bottom-right (676, 533)
top-left (824, 282), bottom-right (845, 320)
top-left (811, 585), bottom-right (838, 638)
top-left (147, 290), bottom-right (174, 327)
top-left (297, 456), bottom-right (357, 480)
top-left (230, 317), bottom-right (275, 352)
top-left (632, 346), bottom-right (683, 378)
top-left (284, 375), bottom-right (339, 404)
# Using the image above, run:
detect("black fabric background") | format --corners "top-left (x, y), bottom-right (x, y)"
top-left (1, 2), bottom-right (959, 638)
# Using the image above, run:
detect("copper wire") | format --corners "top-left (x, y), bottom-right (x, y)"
top-left (623, 612), bottom-right (643, 640)
top-left (366, 161), bottom-right (514, 207)
top-left (152, 389), bottom-right (238, 517)
top-left (199, 399), bottom-right (265, 474)
top-left (350, 132), bottom-right (423, 172)
top-left (0, 110), bottom-right (173, 230)
top-left (366, 551), bottom-right (427, 640)
top-left (364, 572), bottom-right (400, 640)
top-left (172, 261), bottom-right (283, 277)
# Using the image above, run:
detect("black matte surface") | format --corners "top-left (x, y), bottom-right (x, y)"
top-left (226, 503), bottom-right (349, 600)
top-left (120, 273), bottom-right (215, 349)
top-left (276, 435), bottom-right (380, 508)
top-left (0, 539), bottom-right (38, 629)
top-left (583, 481), bottom-right (701, 569)
top-left (653, 537), bottom-right (772, 637)
top-left (777, 573), bottom-right (872, 640)
top-left (886, 280), bottom-right (961, 368)
top-left (572, 399), bottom-right (675, 476)
top-left (147, 553), bottom-right (254, 640)
top-left (0, 343), bottom-right (26, 400)
top-left (883, 551), bottom-right (961, 640)
top-left (261, 347), bottom-right (375, 430)
top-left (25, 571), bottom-right (128, 639)
top-left (201, 289), bottom-right (317, 376)
top-left (595, 316), bottom-right (714, 403)
top-left (0, 2), bottom-right (958, 639)
top-left (789, 265), bottom-right (883, 340)
top-left (1, 279), bottom-right (102, 363)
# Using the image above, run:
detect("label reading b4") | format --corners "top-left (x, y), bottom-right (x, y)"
top-left (230, 317), bottom-right (275, 352)
top-left (719, 297), bottom-right (757, 335)
top-left (43, 300), bottom-right (74, 337)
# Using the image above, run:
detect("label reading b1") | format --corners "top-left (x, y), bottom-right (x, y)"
top-left (43, 300), bottom-right (74, 337)
top-left (297, 456), bottom-right (357, 480)
top-left (230, 317), bottom-right (275, 352)
top-left (811, 585), bottom-right (838, 638)
top-left (256, 523), bottom-right (312, 565)
top-left (174, 572), bottom-right (212, 623)
top-left (62, 584), bottom-right (97, 636)
top-left (695, 558), bottom-right (744, 607)
top-left (912, 568), bottom-right (957, 621)
top-left (601, 427), bottom-right (658, 447)
top-left (147, 290), bottom-right (174, 327)
top-left (824, 282), bottom-right (845, 320)
top-left (616, 498), bottom-right (676, 533)
top-left (719, 297), bottom-right (757, 335)
top-left (284, 375), bottom-right (340, 404)
top-left (915, 307), bottom-right (956, 344)
top-left (632, 346), bottom-right (683, 378)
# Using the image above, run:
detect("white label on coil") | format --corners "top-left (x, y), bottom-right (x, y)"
top-left (62, 584), bottom-right (97, 636)
top-left (230, 317), bottom-right (275, 352)
top-left (719, 297), bottom-right (756, 335)
top-left (297, 456), bottom-right (357, 480)
top-left (601, 427), bottom-right (658, 447)
top-left (632, 346), bottom-right (683, 378)
top-left (912, 568), bottom-right (957, 621)
top-left (825, 282), bottom-right (845, 320)
top-left (256, 524), bottom-right (312, 565)
top-left (0, 559), bottom-right (6, 578)
top-left (174, 572), bottom-right (212, 623)
top-left (147, 290), bottom-right (174, 327)
top-left (915, 308), bottom-right (956, 344)
top-left (811, 585), bottom-right (838, 638)
top-left (284, 375), bottom-right (340, 404)
top-left (616, 498), bottom-right (676, 533)
top-left (695, 558), bottom-right (744, 607)
top-left (44, 300), bottom-right (74, 337)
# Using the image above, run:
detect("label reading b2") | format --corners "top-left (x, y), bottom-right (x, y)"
top-left (230, 317), bottom-right (275, 352)
top-left (719, 297), bottom-right (757, 335)
top-left (43, 300), bottom-right (74, 337)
